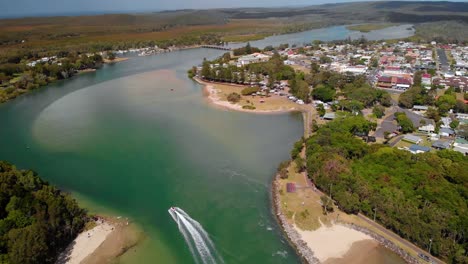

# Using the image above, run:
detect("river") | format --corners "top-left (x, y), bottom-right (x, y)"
top-left (0, 25), bottom-right (408, 264)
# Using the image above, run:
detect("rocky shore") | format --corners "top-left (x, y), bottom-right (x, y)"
top-left (341, 223), bottom-right (420, 264)
top-left (271, 176), bottom-right (320, 264)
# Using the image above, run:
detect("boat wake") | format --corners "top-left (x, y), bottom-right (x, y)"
top-left (168, 207), bottom-right (224, 264)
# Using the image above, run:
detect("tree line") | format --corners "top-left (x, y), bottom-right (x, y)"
top-left (0, 53), bottom-right (104, 103)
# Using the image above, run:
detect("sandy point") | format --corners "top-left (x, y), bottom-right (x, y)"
top-left (295, 223), bottom-right (374, 263)
top-left (56, 217), bottom-right (142, 264)
top-left (196, 77), bottom-right (309, 115)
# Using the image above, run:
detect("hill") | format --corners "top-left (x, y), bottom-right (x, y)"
top-left (0, 1), bottom-right (467, 60)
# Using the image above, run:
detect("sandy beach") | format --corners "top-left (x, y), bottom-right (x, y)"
top-left (57, 220), bottom-right (116, 264)
top-left (104, 57), bottom-right (129, 63)
top-left (294, 223), bottom-right (374, 262)
top-left (196, 77), bottom-right (307, 114)
top-left (57, 217), bottom-right (142, 264)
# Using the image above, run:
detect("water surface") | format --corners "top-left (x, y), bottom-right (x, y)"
top-left (231, 24), bottom-right (414, 48)
top-left (0, 49), bottom-right (303, 263)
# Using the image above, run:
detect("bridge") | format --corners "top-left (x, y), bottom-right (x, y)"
top-left (200, 45), bottom-right (232, 51)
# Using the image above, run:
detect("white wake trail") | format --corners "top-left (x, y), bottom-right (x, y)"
top-left (168, 207), bottom-right (224, 264)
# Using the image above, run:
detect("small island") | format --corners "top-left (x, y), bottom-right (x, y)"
top-left (346, 24), bottom-right (396, 33)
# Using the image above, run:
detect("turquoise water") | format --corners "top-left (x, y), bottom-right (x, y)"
top-left (0, 49), bottom-right (304, 263)
top-left (0, 25), bottom-right (408, 264)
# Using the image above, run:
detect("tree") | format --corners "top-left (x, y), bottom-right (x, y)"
top-left (395, 112), bottom-right (414, 133)
top-left (277, 161), bottom-right (289, 179)
top-left (107, 52), bottom-right (116, 61)
top-left (239, 70), bottom-right (245, 84)
top-left (241, 87), bottom-right (259, 96)
top-left (454, 100), bottom-right (468, 113)
top-left (245, 42), bottom-right (252, 54)
top-left (319, 55), bottom-right (332, 64)
top-left (294, 157), bottom-right (306, 173)
top-left (291, 140), bottom-right (304, 160)
top-left (458, 124), bottom-right (468, 139)
top-left (426, 107), bottom-right (441, 122)
top-left (317, 104), bottom-right (326, 117)
top-left (449, 120), bottom-right (460, 129)
top-left (436, 94), bottom-right (457, 114)
top-left (201, 58), bottom-right (211, 79)
top-left (312, 84), bottom-right (335, 102)
top-left (310, 62), bottom-right (320, 74)
top-left (227, 92), bottom-right (241, 103)
top-left (320, 195), bottom-right (334, 214)
top-left (8, 224), bottom-right (48, 264)
top-left (373, 105), bottom-right (385, 118)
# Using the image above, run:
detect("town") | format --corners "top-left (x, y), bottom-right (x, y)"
top-left (192, 39), bottom-right (468, 156)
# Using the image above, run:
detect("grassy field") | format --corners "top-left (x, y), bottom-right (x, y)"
top-left (346, 23), bottom-right (396, 32)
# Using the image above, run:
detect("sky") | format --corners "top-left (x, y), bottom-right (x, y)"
top-left (1, 0), bottom-right (466, 18)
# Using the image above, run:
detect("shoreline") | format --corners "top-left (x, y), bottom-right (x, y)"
top-left (194, 77), bottom-right (304, 115)
top-left (271, 174), bottom-right (320, 264)
top-left (103, 57), bottom-right (129, 64)
top-left (194, 77), bottom-right (315, 138)
top-left (57, 216), bottom-right (143, 264)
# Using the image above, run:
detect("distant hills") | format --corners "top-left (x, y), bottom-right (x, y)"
top-left (0, 1), bottom-right (467, 58)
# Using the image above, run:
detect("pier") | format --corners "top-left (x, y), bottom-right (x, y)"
top-left (200, 45), bottom-right (232, 51)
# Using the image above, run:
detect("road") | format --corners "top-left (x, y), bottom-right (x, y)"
top-left (374, 99), bottom-right (432, 139)
top-left (437, 48), bottom-right (450, 72)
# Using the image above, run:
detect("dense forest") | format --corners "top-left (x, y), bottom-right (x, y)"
top-left (0, 161), bottom-right (87, 264)
top-left (305, 116), bottom-right (468, 263)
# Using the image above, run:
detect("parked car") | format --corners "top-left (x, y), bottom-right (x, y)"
top-left (418, 253), bottom-right (432, 263)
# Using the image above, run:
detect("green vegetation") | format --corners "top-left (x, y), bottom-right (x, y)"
top-left (395, 112), bottom-right (415, 133)
top-left (291, 139), bottom-right (304, 160)
top-left (312, 84), bottom-right (335, 102)
top-left (458, 124), bottom-right (468, 140)
top-left (413, 21), bottom-right (468, 43)
top-left (0, 161), bottom-right (87, 264)
top-left (372, 105), bottom-right (385, 118)
top-left (0, 53), bottom-right (103, 103)
top-left (308, 69), bottom-right (391, 114)
top-left (241, 87), bottom-right (260, 96)
top-left (241, 105), bottom-right (256, 110)
top-left (289, 76), bottom-right (311, 103)
top-left (232, 43), bottom-right (261, 56)
top-left (347, 23), bottom-right (395, 33)
top-left (398, 85), bottom-right (434, 109)
top-left (277, 161), bottom-right (290, 179)
top-left (306, 117), bottom-right (468, 263)
top-left (227, 92), bottom-right (241, 103)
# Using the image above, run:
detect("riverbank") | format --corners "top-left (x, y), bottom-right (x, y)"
top-left (272, 159), bottom-right (425, 264)
top-left (103, 57), bottom-right (129, 63)
top-left (194, 77), bottom-right (315, 137)
top-left (57, 216), bottom-right (143, 264)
